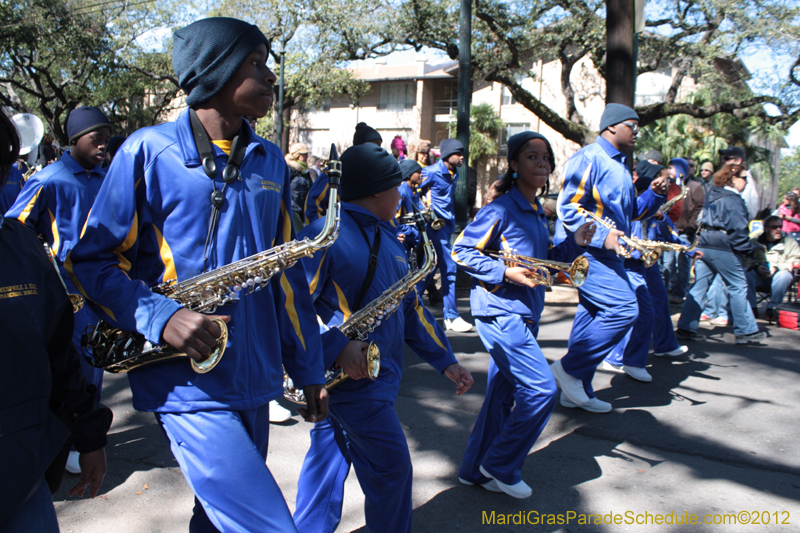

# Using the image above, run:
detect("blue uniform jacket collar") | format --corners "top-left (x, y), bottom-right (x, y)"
top-left (342, 201), bottom-right (381, 230)
top-left (175, 108), bottom-right (266, 168)
top-left (595, 135), bottom-right (627, 166)
top-left (435, 159), bottom-right (456, 180)
top-left (61, 151), bottom-right (105, 179)
top-left (508, 185), bottom-right (543, 214)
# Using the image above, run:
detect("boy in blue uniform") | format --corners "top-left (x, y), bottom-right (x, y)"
top-left (419, 138), bottom-right (473, 332)
top-left (7, 105), bottom-right (112, 473)
top-left (67, 18), bottom-right (327, 532)
top-left (553, 104), bottom-right (667, 413)
top-left (395, 158), bottom-right (423, 262)
top-left (293, 144), bottom-right (474, 533)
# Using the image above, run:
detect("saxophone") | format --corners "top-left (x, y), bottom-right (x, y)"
top-left (43, 241), bottom-right (85, 313)
top-left (284, 208), bottom-right (437, 404)
top-left (658, 182), bottom-right (686, 215)
top-left (583, 211), bottom-right (660, 268)
top-left (84, 144), bottom-right (343, 374)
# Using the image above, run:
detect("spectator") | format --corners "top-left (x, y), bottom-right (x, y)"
top-left (676, 164), bottom-right (765, 345)
top-left (286, 142), bottom-right (312, 230)
top-left (37, 133), bottom-right (57, 168)
top-left (745, 215), bottom-right (800, 320)
top-left (699, 161), bottom-right (714, 193)
top-left (775, 191), bottom-right (800, 243)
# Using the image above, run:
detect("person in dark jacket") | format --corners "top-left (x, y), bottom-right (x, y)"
top-left (676, 164), bottom-right (766, 345)
top-left (287, 142), bottom-right (312, 230)
top-left (0, 109), bottom-right (112, 532)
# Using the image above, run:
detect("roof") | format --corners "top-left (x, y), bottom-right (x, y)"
top-left (348, 60), bottom-right (458, 82)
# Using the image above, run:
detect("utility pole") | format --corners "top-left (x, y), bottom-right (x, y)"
top-left (454, 0), bottom-right (472, 225)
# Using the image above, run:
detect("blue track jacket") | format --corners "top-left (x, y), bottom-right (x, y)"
top-left (395, 181), bottom-right (420, 247)
top-left (453, 186), bottom-right (583, 319)
top-left (304, 172), bottom-right (330, 225)
top-left (6, 152), bottom-right (106, 293)
top-left (67, 109), bottom-right (324, 412)
top-left (555, 136), bottom-right (664, 258)
top-left (0, 163), bottom-right (25, 214)
top-left (298, 202), bottom-right (457, 405)
top-left (419, 160), bottom-right (457, 233)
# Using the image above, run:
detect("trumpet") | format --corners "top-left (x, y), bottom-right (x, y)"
top-left (582, 211), bottom-right (660, 267)
top-left (487, 249), bottom-right (589, 287)
top-left (397, 207), bottom-right (445, 230)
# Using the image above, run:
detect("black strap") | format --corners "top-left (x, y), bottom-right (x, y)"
top-left (353, 216), bottom-right (381, 312)
top-left (189, 109), bottom-right (249, 266)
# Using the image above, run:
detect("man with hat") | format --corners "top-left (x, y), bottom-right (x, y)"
top-left (68, 18), bottom-right (326, 532)
top-left (699, 161), bottom-right (715, 193)
top-left (395, 158), bottom-right (424, 263)
top-left (7, 106), bottom-right (112, 473)
top-left (418, 138), bottom-right (474, 331)
top-left (293, 143), bottom-right (473, 533)
top-left (552, 103), bottom-right (668, 412)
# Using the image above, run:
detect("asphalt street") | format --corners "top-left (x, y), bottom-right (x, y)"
top-left (53, 287), bottom-right (800, 532)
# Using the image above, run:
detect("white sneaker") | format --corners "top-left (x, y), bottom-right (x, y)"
top-left (458, 477), bottom-right (503, 493)
top-left (559, 392), bottom-right (612, 413)
top-left (710, 317), bottom-right (729, 327)
top-left (444, 316), bottom-right (474, 332)
top-left (622, 365), bottom-right (652, 382)
top-left (600, 361), bottom-right (624, 373)
top-left (269, 400), bottom-right (292, 423)
top-left (479, 465), bottom-right (532, 499)
top-left (550, 359), bottom-right (590, 406)
top-left (654, 345), bottom-right (688, 357)
top-left (65, 450), bottom-right (81, 474)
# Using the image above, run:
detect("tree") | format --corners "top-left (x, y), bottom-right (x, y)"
top-left (398, 0), bottom-right (800, 147)
top-left (448, 102), bottom-right (504, 165)
top-left (778, 147), bottom-right (800, 198)
top-left (0, 0), bottom-right (183, 144)
top-left (209, 0), bottom-right (398, 146)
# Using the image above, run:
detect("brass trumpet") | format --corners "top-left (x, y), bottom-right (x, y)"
top-left (583, 211), bottom-right (660, 267)
top-left (397, 207), bottom-right (445, 230)
top-left (487, 249), bottom-right (589, 287)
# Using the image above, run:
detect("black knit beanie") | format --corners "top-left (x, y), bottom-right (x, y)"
top-left (340, 144), bottom-right (402, 201)
top-left (353, 122), bottom-right (382, 146)
top-left (438, 139), bottom-right (464, 161)
top-left (67, 106), bottom-right (112, 143)
top-left (599, 103), bottom-right (639, 133)
top-left (399, 159), bottom-right (422, 181)
top-left (173, 17), bottom-right (269, 106)
top-left (507, 131), bottom-right (555, 172)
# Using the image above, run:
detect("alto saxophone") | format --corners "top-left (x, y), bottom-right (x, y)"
top-left (487, 249), bottom-right (589, 287)
top-left (84, 144), bottom-right (343, 374)
top-left (640, 224), bottom-right (704, 254)
top-left (397, 207), bottom-right (446, 230)
top-left (43, 241), bottom-right (85, 313)
top-left (583, 211), bottom-right (660, 268)
top-left (284, 208), bottom-right (437, 404)
top-left (658, 182), bottom-right (685, 214)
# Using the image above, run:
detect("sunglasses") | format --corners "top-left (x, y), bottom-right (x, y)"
top-left (767, 225), bottom-right (782, 230)
top-left (620, 121), bottom-right (639, 134)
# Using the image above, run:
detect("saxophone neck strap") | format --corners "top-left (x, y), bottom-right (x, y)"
top-left (353, 214), bottom-right (382, 312)
top-left (189, 108), bottom-right (248, 184)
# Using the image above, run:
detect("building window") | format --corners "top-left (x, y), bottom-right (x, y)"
top-left (378, 83), bottom-right (416, 112)
top-left (499, 123), bottom-right (530, 156)
top-left (501, 86), bottom-right (517, 106)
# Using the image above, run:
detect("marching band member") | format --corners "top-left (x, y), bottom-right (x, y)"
top-left (0, 162), bottom-right (24, 213)
top-left (67, 18), bottom-right (326, 532)
top-left (396, 158), bottom-right (423, 260)
top-left (294, 144), bottom-right (473, 533)
top-left (6, 106), bottom-right (111, 473)
top-left (0, 109), bottom-right (112, 532)
top-left (603, 161), bottom-right (692, 381)
top-left (453, 131), bottom-right (593, 498)
top-left (303, 123), bottom-right (383, 226)
top-left (552, 104), bottom-right (666, 413)
top-left (419, 139), bottom-right (474, 332)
